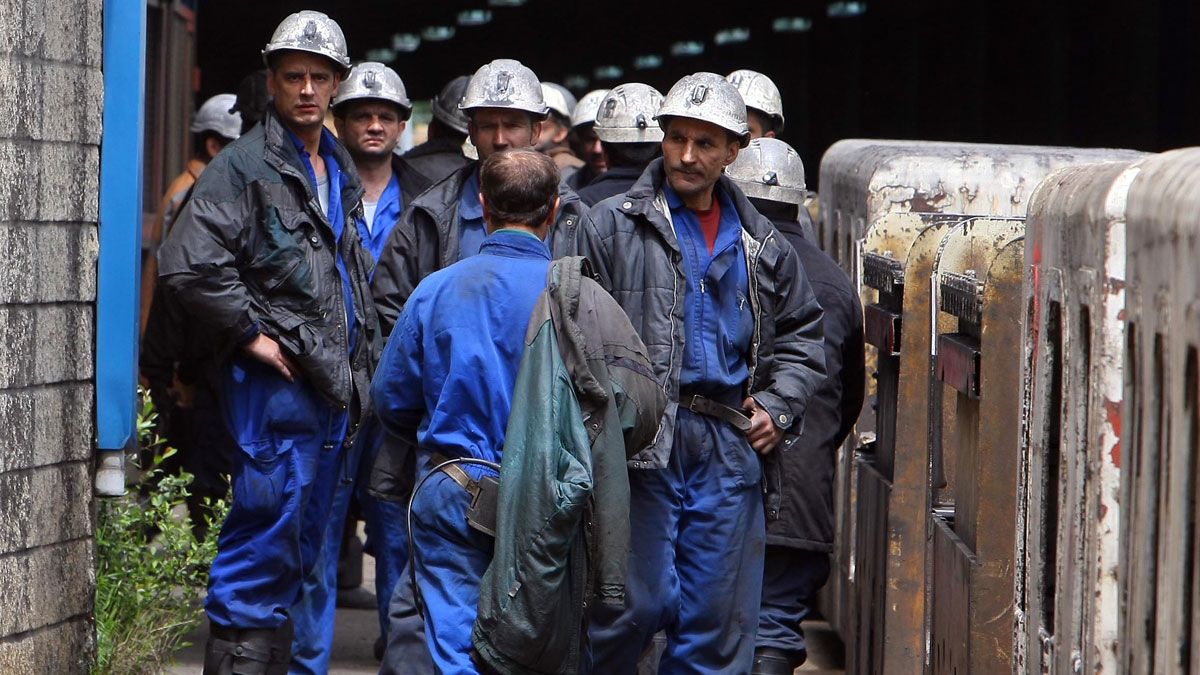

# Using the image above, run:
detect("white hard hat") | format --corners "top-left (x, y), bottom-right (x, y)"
top-left (262, 10), bottom-right (350, 74)
top-left (656, 72), bottom-right (750, 147)
top-left (594, 83), bottom-right (664, 144)
top-left (727, 69), bottom-right (785, 132)
top-left (333, 62), bottom-right (412, 117)
top-left (190, 93), bottom-right (242, 140)
top-left (571, 89), bottom-right (610, 129)
top-left (725, 137), bottom-right (807, 206)
top-left (460, 59), bottom-right (548, 117)
top-left (540, 83), bottom-right (573, 120)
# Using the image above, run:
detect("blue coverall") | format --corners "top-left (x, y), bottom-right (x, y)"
top-left (590, 184), bottom-right (767, 673)
top-left (206, 129), bottom-right (355, 661)
top-left (373, 230), bottom-right (551, 675)
top-left (292, 172), bottom-right (407, 673)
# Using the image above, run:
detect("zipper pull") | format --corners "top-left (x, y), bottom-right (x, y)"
top-left (739, 295), bottom-right (746, 311)
top-left (700, 279), bottom-right (706, 294)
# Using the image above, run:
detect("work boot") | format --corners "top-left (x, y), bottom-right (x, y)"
top-left (203, 621), bottom-right (293, 675)
top-left (751, 647), bottom-right (798, 675)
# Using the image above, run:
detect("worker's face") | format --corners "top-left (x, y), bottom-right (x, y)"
top-left (469, 108), bottom-right (541, 160)
top-left (336, 100), bottom-right (406, 160)
top-left (268, 51), bottom-right (341, 132)
top-left (569, 123), bottom-right (607, 174)
top-left (747, 109), bottom-right (776, 140)
top-left (661, 117), bottom-right (740, 199)
top-left (537, 117), bottom-right (569, 146)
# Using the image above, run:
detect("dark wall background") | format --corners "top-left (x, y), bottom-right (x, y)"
top-left (195, 0), bottom-right (1200, 188)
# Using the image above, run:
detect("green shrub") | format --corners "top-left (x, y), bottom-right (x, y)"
top-left (93, 393), bottom-right (230, 674)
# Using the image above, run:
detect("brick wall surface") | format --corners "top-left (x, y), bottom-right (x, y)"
top-left (0, 0), bottom-right (102, 670)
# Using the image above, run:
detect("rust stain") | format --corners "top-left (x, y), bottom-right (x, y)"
top-left (1104, 399), bottom-right (1122, 468)
top-left (1108, 276), bottom-right (1126, 292)
top-left (1099, 502), bottom-right (1108, 520)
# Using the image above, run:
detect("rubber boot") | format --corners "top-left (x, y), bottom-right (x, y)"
top-left (204, 620), bottom-right (294, 675)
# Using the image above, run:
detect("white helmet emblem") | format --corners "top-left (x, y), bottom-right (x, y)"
top-left (302, 20), bottom-right (318, 42)
top-left (689, 84), bottom-right (708, 105)
top-left (363, 70), bottom-right (378, 89)
top-left (491, 71), bottom-right (513, 100)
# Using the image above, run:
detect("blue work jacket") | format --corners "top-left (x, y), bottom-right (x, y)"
top-left (355, 173), bottom-right (403, 267)
top-left (371, 229), bottom-right (551, 475)
top-left (456, 169), bottom-right (486, 260)
top-left (664, 182), bottom-right (753, 392)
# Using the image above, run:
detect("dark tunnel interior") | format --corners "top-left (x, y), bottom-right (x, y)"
top-left (193, 0), bottom-right (1200, 187)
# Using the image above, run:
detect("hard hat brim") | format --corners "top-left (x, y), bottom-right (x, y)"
top-left (654, 113), bottom-right (751, 148)
top-left (261, 47), bottom-right (351, 76)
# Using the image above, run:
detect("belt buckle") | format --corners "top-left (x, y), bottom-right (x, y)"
top-left (685, 395), bottom-right (704, 414)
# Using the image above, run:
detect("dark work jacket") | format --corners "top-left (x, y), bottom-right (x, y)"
top-left (770, 216), bottom-right (865, 551)
top-left (571, 159), bottom-right (827, 489)
top-left (472, 257), bottom-right (665, 675)
top-left (356, 154), bottom-right (432, 270)
top-left (158, 107), bottom-right (379, 415)
top-left (372, 161), bottom-right (593, 336)
top-left (400, 136), bottom-right (470, 185)
top-left (576, 165), bottom-right (645, 207)
top-left (564, 164), bottom-right (600, 192)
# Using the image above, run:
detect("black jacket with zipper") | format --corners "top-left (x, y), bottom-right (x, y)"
top-left (569, 159), bottom-right (827, 517)
top-left (157, 107), bottom-right (379, 420)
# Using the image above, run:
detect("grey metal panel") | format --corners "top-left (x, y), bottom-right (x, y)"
top-left (1122, 147), bottom-right (1200, 674)
top-left (1018, 158), bottom-right (1147, 675)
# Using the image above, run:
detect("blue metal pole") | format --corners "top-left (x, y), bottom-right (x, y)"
top-left (96, 0), bottom-right (146, 461)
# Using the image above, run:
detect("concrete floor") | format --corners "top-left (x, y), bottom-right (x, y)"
top-left (170, 542), bottom-right (846, 674)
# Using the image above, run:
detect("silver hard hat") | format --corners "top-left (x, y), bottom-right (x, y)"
top-left (431, 75), bottom-right (471, 134)
top-left (726, 69), bottom-right (785, 132)
top-left (655, 72), bottom-right (750, 147)
top-left (541, 83), bottom-right (576, 120)
top-left (460, 59), bottom-right (548, 117)
top-left (262, 10), bottom-right (350, 73)
top-left (571, 89), bottom-right (610, 129)
top-left (594, 83), bottom-right (664, 144)
top-left (333, 62), bottom-right (412, 117)
top-left (190, 93), bottom-right (242, 140)
top-left (725, 137), bottom-right (806, 206)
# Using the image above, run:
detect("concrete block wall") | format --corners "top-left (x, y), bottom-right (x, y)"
top-left (0, 0), bottom-right (103, 671)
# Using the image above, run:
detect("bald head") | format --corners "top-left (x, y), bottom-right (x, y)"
top-left (479, 149), bottom-right (561, 237)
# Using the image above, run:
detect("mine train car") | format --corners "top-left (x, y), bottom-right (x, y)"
top-left (821, 140), bottom-right (1200, 674)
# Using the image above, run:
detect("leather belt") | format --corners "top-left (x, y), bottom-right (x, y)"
top-left (430, 453), bottom-right (480, 499)
top-left (679, 394), bottom-right (753, 433)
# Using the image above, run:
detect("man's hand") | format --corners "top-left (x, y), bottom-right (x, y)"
top-left (743, 397), bottom-right (783, 455)
top-left (243, 334), bottom-right (300, 382)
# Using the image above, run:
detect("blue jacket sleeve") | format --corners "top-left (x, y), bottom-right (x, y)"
top-left (370, 303), bottom-right (426, 438)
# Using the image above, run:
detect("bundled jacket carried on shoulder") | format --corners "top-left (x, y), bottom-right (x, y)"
top-left (471, 257), bottom-right (665, 675)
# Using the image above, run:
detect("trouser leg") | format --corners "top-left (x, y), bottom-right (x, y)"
top-left (660, 409), bottom-right (766, 675)
top-left (289, 432), bottom-right (358, 674)
top-left (411, 471), bottom-right (494, 675)
top-left (378, 561), bottom-right (435, 675)
top-left (364, 494), bottom-right (409, 635)
top-left (205, 357), bottom-right (346, 651)
top-left (356, 417), bottom-right (410, 639)
top-left (756, 546), bottom-right (831, 663)
top-left (588, 450), bottom-right (684, 673)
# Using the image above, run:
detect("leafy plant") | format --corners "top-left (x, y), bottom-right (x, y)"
top-left (93, 392), bottom-right (229, 674)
